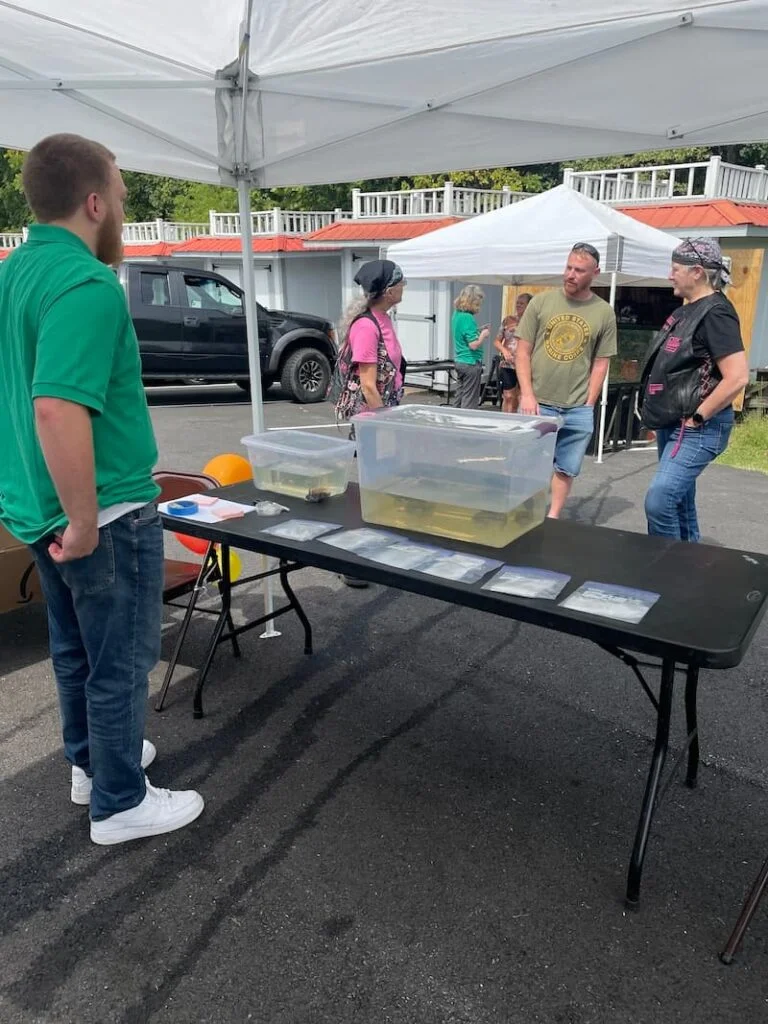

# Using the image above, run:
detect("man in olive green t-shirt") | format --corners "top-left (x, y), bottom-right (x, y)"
top-left (0, 134), bottom-right (203, 845)
top-left (516, 243), bottom-right (617, 518)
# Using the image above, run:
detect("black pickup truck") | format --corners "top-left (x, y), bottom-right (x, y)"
top-left (117, 262), bottom-right (337, 403)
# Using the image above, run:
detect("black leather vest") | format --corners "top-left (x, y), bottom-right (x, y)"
top-left (639, 293), bottom-right (722, 430)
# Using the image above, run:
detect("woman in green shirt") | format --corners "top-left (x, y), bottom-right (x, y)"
top-left (451, 285), bottom-right (490, 408)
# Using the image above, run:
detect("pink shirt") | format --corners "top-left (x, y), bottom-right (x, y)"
top-left (349, 310), bottom-right (403, 389)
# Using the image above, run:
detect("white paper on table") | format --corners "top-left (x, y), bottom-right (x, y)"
top-left (559, 582), bottom-right (660, 624)
top-left (158, 494), bottom-right (258, 525)
top-left (484, 566), bottom-right (571, 600)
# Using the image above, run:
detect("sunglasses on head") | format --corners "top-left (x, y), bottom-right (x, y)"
top-left (571, 242), bottom-right (600, 263)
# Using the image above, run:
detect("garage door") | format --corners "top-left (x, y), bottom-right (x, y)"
top-left (213, 262), bottom-right (273, 308)
top-left (393, 278), bottom-right (435, 363)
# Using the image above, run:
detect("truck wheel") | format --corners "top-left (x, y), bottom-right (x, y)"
top-left (280, 348), bottom-right (331, 404)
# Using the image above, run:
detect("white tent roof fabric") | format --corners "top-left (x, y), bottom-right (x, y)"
top-left (388, 185), bottom-right (682, 287)
top-left (1, 1), bottom-right (768, 187)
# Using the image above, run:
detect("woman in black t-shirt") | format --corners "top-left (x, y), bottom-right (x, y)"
top-left (642, 238), bottom-right (749, 542)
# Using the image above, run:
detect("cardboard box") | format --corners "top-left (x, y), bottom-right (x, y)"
top-left (0, 524), bottom-right (44, 615)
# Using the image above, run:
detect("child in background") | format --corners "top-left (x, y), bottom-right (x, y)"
top-left (493, 315), bottom-right (520, 414)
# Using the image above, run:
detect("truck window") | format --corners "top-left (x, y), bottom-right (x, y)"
top-left (140, 272), bottom-right (172, 307)
top-left (184, 274), bottom-right (244, 314)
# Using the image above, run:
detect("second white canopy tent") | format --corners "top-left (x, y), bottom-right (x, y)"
top-left (389, 185), bottom-right (683, 462)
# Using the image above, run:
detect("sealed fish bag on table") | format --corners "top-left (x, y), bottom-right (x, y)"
top-left (352, 405), bottom-right (561, 548)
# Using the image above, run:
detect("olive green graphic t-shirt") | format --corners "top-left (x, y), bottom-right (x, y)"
top-left (517, 289), bottom-right (617, 408)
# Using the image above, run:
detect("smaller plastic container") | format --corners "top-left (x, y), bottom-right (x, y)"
top-left (240, 430), bottom-right (355, 500)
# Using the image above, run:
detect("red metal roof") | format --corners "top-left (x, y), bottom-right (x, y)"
top-left (305, 218), bottom-right (462, 243)
top-left (123, 242), bottom-right (179, 258)
top-left (619, 200), bottom-right (768, 230)
top-left (173, 235), bottom-right (318, 253)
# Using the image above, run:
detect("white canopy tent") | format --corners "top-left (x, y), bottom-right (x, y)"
top-left (389, 185), bottom-right (683, 462)
top-left (388, 185), bottom-right (682, 288)
top-left (0, 0), bottom-right (767, 435)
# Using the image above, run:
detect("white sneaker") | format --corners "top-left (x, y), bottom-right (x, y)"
top-left (90, 781), bottom-right (204, 846)
top-left (70, 739), bottom-right (157, 806)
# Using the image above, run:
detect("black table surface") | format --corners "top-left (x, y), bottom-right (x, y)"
top-left (161, 481), bottom-right (768, 669)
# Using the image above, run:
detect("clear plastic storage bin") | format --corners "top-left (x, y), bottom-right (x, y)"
top-left (352, 405), bottom-right (561, 547)
top-left (241, 430), bottom-right (355, 500)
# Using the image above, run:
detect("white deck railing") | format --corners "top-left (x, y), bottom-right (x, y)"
top-left (352, 181), bottom-right (529, 219)
top-left (563, 156), bottom-right (768, 204)
top-left (122, 220), bottom-right (208, 243)
top-left (209, 209), bottom-right (350, 236)
top-left (0, 231), bottom-right (23, 248)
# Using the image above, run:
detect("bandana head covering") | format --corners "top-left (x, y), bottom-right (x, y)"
top-left (672, 237), bottom-right (731, 285)
top-left (354, 259), bottom-right (404, 299)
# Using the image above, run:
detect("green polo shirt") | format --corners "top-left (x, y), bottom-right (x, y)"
top-left (451, 310), bottom-right (484, 365)
top-left (0, 225), bottom-right (159, 544)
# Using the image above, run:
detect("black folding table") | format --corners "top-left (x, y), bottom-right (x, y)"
top-left (160, 481), bottom-right (768, 908)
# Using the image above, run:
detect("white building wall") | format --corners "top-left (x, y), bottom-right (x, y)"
top-left (284, 253), bottom-right (343, 323)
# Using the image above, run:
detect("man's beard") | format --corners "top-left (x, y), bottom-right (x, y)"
top-left (96, 208), bottom-right (124, 266)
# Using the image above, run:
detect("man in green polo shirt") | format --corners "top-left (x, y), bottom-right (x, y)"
top-left (0, 134), bottom-right (203, 844)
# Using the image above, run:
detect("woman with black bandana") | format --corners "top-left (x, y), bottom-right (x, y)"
top-left (640, 237), bottom-right (749, 541)
top-left (334, 259), bottom-right (407, 426)
top-left (333, 259), bottom-right (407, 587)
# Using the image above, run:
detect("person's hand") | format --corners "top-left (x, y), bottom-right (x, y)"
top-left (683, 416), bottom-right (701, 429)
top-left (519, 392), bottom-right (540, 416)
top-left (478, 325), bottom-right (491, 340)
top-left (48, 522), bottom-right (99, 563)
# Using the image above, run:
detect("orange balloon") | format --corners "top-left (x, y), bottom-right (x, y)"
top-left (175, 532), bottom-right (209, 556)
top-left (202, 453), bottom-right (253, 487)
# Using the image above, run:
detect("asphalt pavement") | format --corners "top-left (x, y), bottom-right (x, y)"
top-left (1, 384), bottom-right (767, 1024)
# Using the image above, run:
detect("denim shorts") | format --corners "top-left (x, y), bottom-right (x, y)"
top-left (539, 403), bottom-right (596, 478)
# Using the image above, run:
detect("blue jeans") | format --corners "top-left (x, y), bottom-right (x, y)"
top-left (645, 409), bottom-right (733, 542)
top-left (30, 504), bottom-right (163, 819)
top-left (539, 403), bottom-right (596, 478)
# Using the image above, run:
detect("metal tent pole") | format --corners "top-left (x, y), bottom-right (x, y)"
top-left (596, 270), bottom-right (617, 464)
top-left (235, 1), bottom-right (279, 637)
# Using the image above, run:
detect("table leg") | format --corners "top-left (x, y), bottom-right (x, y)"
top-left (625, 656), bottom-right (675, 908)
top-left (226, 610), bottom-right (242, 659)
top-left (720, 855), bottom-right (768, 964)
top-left (685, 665), bottom-right (700, 788)
top-left (279, 560), bottom-right (313, 655)
top-left (192, 544), bottom-right (233, 719)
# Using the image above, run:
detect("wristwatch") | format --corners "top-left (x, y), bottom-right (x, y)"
top-left (691, 411), bottom-right (705, 426)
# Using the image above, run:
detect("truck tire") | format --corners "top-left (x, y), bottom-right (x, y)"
top-left (280, 347), bottom-right (331, 404)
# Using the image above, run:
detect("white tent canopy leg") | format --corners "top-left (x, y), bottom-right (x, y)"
top-left (237, 178), bottom-right (280, 638)
top-left (596, 270), bottom-right (618, 465)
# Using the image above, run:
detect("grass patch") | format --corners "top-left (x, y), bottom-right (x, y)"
top-left (718, 414), bottom-right (768, 473)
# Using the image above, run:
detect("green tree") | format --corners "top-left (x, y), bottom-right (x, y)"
top-left (409, 166), bottom-right (547, 194)
top-left (0, 150), bottom-right (28, 230)
top-left (171, 182), bottom-right (239, 222)
top-left (565, 146), bottom-right (712, 171)
top-left (121, 171), bottom-right (191, 222)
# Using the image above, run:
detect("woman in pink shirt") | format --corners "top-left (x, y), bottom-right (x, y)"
top-left (334, 259), bottom-right (406, 425)
top-left (334, 259), bottom-right (406, 589)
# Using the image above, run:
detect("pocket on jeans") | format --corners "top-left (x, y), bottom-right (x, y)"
top-left (134, 502), bottom-right (161, 527)
top-left (58, 527), bottom-right (116, 596)
top-left (698, 423), bottom-right (727, 458)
